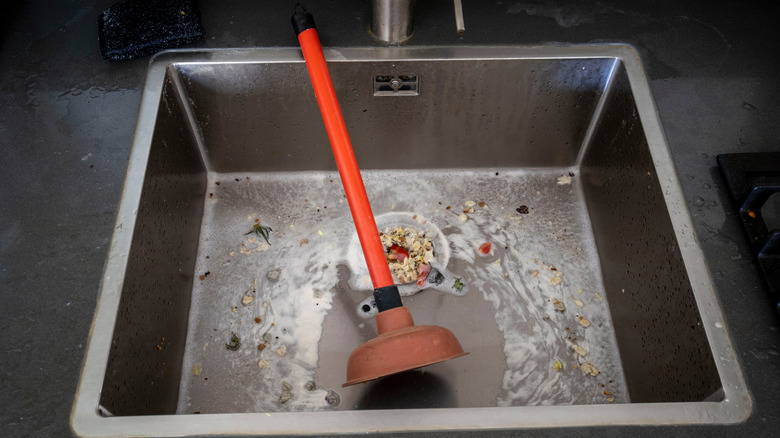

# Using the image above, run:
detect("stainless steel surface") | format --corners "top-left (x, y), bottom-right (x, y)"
top-left (96, 73), bottom-right (208, 417)
top-left (454, 0), bottom-right (465, 35)
top-left (71, 46), bottom-right (751, 436)
top-left (580, 65), bottom-right (720, 401)
top-left (370, 0), bottom-right (465, 43)
top-left (370, 0), bottom-right (414, 43)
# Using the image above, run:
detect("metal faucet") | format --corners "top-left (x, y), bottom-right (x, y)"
top-left (370, 0), bottom-right (465, 44)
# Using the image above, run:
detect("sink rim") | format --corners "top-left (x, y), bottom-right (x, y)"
top-left (71, 44), bottom-right (751, 437)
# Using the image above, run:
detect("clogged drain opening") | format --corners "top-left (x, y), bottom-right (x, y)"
top-left (351, 212), bottom-right (470, 319)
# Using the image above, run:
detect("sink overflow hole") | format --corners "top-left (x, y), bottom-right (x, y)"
top-left (374, 75), bottom-right (419, 96)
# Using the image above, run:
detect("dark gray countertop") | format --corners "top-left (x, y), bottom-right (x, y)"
top-left (1, 1), bottom-right (778, 436)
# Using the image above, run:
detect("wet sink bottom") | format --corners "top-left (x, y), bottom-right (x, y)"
top-left (179, 169), bottom-right (627, 413)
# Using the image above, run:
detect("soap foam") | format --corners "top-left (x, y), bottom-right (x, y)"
top-left (178, 168), bottom-right (628, 413)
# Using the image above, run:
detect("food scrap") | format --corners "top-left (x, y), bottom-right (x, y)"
top-left (242, 295), bottom-right (254, 305)
top-left (266, 269), bottom-right (280, 282)
top-left (557, 174), bottom-right (572, 185)
top-left (577, 316), bottom-right (591, 328)
top-left (516, 205), bottom-right (529, 214)
top-left (550, 270), bottom-right (563, 286)
top-left (191, 363), bottom-right (202, 376)
top-left (380, 226), bottom-right (435, 284)
top-left (553, 360), bottom-right (563, 372)
top-left (552, 299), bottom-right (566, 312)
top-left (574, 299), bottom-right (584, 308)
top-left (477, 242), bottom-right (492, 256)
top-left (276, 345), bottom-right (287, 357)
top-left (416, 263), bottom-right (431, 287)
top-left (241, 237), bottom-right (270, 253)
top-left (387, 244), bottom-right (409, 261)
top-left (225, 332), bottom-right (240, 350)
top-left (580, 362), bottom-right (600, 377)
top-left (453, 278), bottom-right (465, 293)
top-left (570, 343), bottom-right (587, 357)
top-left (245, 223), bottom-right (273, 244)
top-left (258, 359), bottom-right (269, 369)
top-left (531, 270), bottom-right (539, 278)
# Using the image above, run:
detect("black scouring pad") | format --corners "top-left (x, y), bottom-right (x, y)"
top-left (98, 0), bottom-right (205, 61)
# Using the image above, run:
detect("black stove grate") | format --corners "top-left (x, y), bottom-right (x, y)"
top-left (718, 152), bottom-right (780, 314)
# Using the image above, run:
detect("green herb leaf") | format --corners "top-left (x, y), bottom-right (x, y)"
top-left (245, 224), bottom-right (273, 244)
top-left (453, 277), bottom-right (464, 292)
top-left (226, 332), bottom-right (241, 350)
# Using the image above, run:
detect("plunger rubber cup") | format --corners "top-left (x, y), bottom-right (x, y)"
top-left (344, 306), bottom-right (469, 387)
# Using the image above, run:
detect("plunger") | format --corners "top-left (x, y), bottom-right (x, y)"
top-left (292, 6), bottom-right (468, 387)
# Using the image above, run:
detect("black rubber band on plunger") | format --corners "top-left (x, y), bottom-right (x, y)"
top-left (291, 4), bottom-right (316, 35)
top-left (373, 285), bottom-right (403, 312)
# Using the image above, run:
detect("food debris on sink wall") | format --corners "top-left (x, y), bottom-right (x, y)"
top-left (556, 174), bottom-right (572, 185)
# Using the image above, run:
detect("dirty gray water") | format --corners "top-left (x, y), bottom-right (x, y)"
top-left (177, 169), bottom-right (628, 414)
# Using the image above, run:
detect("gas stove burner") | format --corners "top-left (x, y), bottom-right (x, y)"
top-left (718, 152), bottom-right (780, 314)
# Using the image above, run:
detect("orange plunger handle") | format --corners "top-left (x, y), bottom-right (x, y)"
top-left (294, 15), bottom-right (394, 290)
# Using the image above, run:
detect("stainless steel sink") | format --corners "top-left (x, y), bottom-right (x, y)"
top-left (71, 46), bottom-right (751, 436)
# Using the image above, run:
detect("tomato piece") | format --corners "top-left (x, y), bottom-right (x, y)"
top-left (417, 263), bottom-right (431, 287)
top-left (478, 242), bottom-right (492, 255)
top-left (387, 244), bottom-right (409, 261)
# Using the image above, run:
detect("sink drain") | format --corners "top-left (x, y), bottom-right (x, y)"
top-left (347, 212), bottom-right (468, 318)
top-left (346, 212), bottom-right (450, 291)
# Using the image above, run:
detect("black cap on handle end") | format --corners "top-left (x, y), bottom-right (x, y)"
top-left (292, 4), bottom-right (316, 35)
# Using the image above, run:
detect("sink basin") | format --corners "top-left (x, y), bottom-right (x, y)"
top-left (72, 45), bottom-right (751, 436)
